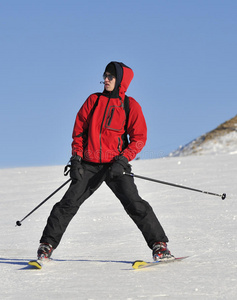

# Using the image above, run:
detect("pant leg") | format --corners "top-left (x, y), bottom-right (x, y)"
top-left (105, 167), bottom-right (168, 249)
top-left (40, 162), bottom-right (109, 248)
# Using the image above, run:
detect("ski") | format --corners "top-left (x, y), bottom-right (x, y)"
top-left (28, 258), bottom-right (52, 269)
top-left (28, 260), bottom-right (43, 269)
top-left (132, 256), bottom-right (189, 269)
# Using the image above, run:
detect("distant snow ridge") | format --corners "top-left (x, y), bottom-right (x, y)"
top-left (170, 115), bottom-right (237, 156)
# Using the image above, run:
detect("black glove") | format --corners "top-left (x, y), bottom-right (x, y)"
top-left (69, 155), bottom-right (84, 182)
top-left (109, 156), bottom-right (128, 179)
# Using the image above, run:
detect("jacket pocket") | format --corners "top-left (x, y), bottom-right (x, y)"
top-left (105, 105), bottom-right (126, 131)
top-left (117, 137), bottom-right (121, 152)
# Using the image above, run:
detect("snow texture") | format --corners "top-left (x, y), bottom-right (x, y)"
top-left (170, 115), bottom-right (237, 157)
top-left (0, 154), bottom-right (236, 299)
top-left (170, 131), bottom-right (237, 157)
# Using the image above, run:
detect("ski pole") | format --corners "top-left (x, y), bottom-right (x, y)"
top-left (125, 173), bottom-right (226, 200)
top-left (15, 178), bottom-right (72, 226)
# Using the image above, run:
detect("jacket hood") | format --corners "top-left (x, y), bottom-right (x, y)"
top-left (103, 61), bottom-right (134, 98)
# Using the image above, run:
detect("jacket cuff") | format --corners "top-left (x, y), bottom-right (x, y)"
top-left (70, 155), bottom-right (82, 162)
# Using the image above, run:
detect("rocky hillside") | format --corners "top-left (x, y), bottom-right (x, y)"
top-left (169, 115), bottom-right (237, 156)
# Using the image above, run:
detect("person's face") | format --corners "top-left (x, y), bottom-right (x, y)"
top-left (103, 72), bottom-right (116, 92)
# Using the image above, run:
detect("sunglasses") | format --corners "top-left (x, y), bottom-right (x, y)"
top-left (103, 73), bottom-right (115, 81)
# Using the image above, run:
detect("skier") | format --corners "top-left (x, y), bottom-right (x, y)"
top-left (36, 61), bottom-right (173, 262)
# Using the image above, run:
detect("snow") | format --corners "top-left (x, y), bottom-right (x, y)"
top-left (0, 154), bottom-right (236, 299)
top-left (169, 129), bottom-right (237, 157)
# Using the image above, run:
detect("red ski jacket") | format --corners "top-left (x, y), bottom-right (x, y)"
top-left (72, 62), bottom-right (147, 163)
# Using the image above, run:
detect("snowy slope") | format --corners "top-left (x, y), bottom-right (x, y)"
top-left (0, 154), bottom-right (236, 299)
top-left (170, 115), bottom-right (237, 157)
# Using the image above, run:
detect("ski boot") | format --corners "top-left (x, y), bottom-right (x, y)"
top-left (37, 243), bottom-right (54, 260)
top-left (152, 242), bottom-right (174, 261)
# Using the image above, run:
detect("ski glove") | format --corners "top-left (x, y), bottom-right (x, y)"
top-left (69, 155), bottom-right (84, 182)
top-left (109, 156), bottom-right (129, 179)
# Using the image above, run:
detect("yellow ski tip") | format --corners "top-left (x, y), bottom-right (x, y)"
top-left (132, 260), bottom-right (148, 269)
top-left (28, 260), bottom-right (42, 269)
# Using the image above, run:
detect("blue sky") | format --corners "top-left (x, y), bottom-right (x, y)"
top-left (1, 0), bottom-right (236, 168)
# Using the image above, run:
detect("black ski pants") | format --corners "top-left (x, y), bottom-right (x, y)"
top-left (40, 161), bottom-right (168, 249)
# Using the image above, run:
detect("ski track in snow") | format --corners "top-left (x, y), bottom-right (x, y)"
top-left (0, 154), bottom-right (236, 299)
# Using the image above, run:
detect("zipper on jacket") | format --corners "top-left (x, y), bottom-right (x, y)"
top-left (99, 97), bottom-right (111, 163)
top-left (117, 137), bottom-right (121, 153)
top-left (107, 108), bottom-right (115, 126)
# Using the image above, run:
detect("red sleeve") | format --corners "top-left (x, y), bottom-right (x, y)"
top-left (71, 94), bottom-right (98, 157)
top-left (121, 97), bottom-right (147, 161)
